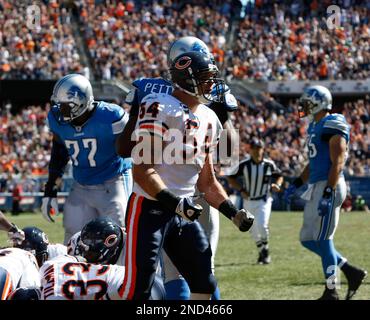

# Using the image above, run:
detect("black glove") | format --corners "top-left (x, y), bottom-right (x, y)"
top-left (44, 181), bottom-right (58, 198)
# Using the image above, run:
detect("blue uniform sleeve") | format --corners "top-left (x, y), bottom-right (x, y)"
top-left (110, 104), bottom-right (129, 135)
top-left (322, 115), bottom-right (350, 142)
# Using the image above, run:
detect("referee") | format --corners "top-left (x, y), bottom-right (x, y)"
top-left (227, 138), bottom-right (283, 264)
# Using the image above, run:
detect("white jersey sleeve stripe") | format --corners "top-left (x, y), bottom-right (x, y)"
top-left (323, 120), bottom-right (348, 132)
top-left (112, 112), bottom-right (129, 135)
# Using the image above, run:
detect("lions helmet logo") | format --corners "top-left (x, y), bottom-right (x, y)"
top-left (175, 56), bottom-right (192, 70)
top-left (67, 85), bottom-right (87, 100)
top-left (191, 41), bottom-right (208, 55)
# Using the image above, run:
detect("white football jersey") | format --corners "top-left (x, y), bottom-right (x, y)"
top-left (66, 230), bottom-right (126, 266)
top-left (133, 93), bottom-right (223, 199)
top-left (40, 255), bottom-right (125, 300)
top-left (47, 244), bottom-right (68, 260)
top-left (0, 247), bottom-right (40, 292)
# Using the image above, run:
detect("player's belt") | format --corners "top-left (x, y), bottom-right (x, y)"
top-left (249, 195), bottom-right (267, 201)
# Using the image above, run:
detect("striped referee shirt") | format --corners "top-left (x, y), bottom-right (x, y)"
top-left (230, 157), bottom-right (282, 200)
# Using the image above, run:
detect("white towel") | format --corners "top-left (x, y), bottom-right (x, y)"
top-left (300, 184), bottom-right (314, 201)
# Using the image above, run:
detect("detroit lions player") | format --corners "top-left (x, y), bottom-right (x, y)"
top-left (42, 74), bottom-right (132, 244)
top-left (284, 85), bottom-right (367, 300)
top-left (116, 36), bottom-right (239, 300)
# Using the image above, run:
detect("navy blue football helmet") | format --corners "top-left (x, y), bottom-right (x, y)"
top-left (170, 51), bottom-right (225, 104)
top-left (14, 227), bottom-right (49, 267)
top-left (78, 217), bottom-right (123, 264)
top-left (8, 287), bottom-right (41, 300)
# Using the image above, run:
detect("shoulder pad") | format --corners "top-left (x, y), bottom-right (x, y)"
top-left (97, 101), bottom-right (125, 122)
top-left (323, 113), bottom-right (349, 133)
top-left (142, 93), bottom-right (185, 118)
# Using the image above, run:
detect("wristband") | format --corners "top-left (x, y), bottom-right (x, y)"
top-left (218, 199), bottom-right (238, 220)
top-left (155, 189), bottom-right (181, 212)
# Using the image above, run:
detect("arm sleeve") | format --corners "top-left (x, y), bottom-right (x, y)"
top-left (322, 118), bottom-right (350, 142)
top-left (112, 111), bottom-right (129, 135)
top-left (49, 136), bottom-right (70, 180)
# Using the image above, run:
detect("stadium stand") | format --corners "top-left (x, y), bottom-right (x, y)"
top-left (0, 0), bottom-right (369, 211)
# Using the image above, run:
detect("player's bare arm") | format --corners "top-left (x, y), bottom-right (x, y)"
top-left (198, 155), bottom-right (254, 232)
top-left (327, 135), bottom-right (347, 189)
top-left (116, 104), bottom-right (138, 158)
top-left (197, 154), bottom-right (228, 208)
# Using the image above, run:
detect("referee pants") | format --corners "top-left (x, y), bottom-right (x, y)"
top-left (243, 197), bottom-right (273, 243)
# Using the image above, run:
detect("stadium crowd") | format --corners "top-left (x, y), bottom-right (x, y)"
top-left (1, 0), bottom-right (369, 81)
top-left (0, 0), bottom-right (84, 80)
top-left (227, 0), bottom-right (370, 81)
top-left (0, 96), bottom-right (368, 193)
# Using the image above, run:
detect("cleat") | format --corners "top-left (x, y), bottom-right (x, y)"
top-left (318, 287), bottom-right (340, 300)
top-left (261, 248), bottom-right (271, 264)
top-left (257, 252), bottom-right (263, 264)
top-left (345, 268), bottom-right (367, 300)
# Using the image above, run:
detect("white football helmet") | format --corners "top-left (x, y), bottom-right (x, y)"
top-left (51, 74), bottom-right (94, 123)
top-left (298, 85), bottom-right (332, 118)
top-left (167, 36), bottom-right (214, 67)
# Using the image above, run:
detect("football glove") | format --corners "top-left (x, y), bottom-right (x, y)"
top-left (175, 197), bottom-right (203, 222)
top-left (283, 177), bottom-right (304, 204)
top-left (232, 209), bottom-right (254, 232)
top-left (41, 182), bottom-right (59, 223)
top-left (210, 84), bottom-right (238, 112)
top-left (283, 184), bottom-right (297, 205)
top-left (8, 223), bottom-right (25, 245)
top-left (318, 187), bottom-right (334, 217)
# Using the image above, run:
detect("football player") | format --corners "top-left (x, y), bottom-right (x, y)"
top-left (284, 85), bottom-right (367, 300)
top-left (116, 36), bottom-right (239, 300)
top-left (119, 51), bottom-right (254, 300)
top-left (0, 247), bottom-right (40, 300)
top-left (41, 74), bottom-right (133, 244)
top-left (40, 217), bottom-right (164, 300)
top-left (14, 226), bottom-right (67, 263)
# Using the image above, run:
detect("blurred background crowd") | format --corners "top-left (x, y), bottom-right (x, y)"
top-left (0, 0), bottom-right (369, 204)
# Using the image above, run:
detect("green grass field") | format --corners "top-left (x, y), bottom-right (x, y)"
top-left (1, 211), bottom-right (369, 300)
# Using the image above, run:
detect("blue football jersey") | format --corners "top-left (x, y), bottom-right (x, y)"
top-left (47, 101), bottom-right (131, 185)
top-left (307, 113), bottom-right (350, 183)
top-left (125, 78), bottom-right (173, 109)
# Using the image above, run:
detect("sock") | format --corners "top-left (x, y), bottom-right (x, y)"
top-left (261, 239), bottom-right (269, 251)
top-left (301, 240), bottom-right (345, 264)
top-left (211, 286), bottom-right (221, 300)
top-left (165, 279), bottom-right (190, 300)
top-left (318, 240), bottom-right (338, 288)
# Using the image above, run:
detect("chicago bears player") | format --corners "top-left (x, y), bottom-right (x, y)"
top-left (41, 217), bottom-right (164, 300)
top-left (0, 247), bottom-right (40, 300)
top-left (42, 74), bottom-right (132, 244)
top-left (15, 226), bottom-right (67, 263)
top-left (119, 51), bottom-right (254, 300)
top-left (284, 85), bottom-right (367, 300)
top-left (116, 36), bottom-right (239, 300)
